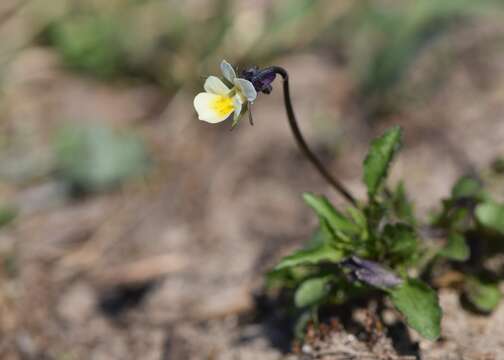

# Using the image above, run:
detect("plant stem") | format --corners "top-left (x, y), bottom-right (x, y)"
top-left (270, 66), bottom-right (357, 206)
top-left (415, 244), bottom-right (441, 277)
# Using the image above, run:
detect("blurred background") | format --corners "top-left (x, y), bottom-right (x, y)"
top-left (1, 0), bottom-right (504, 358)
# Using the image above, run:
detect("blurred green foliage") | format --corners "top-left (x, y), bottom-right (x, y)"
top-left (54, 124), bottom-right (149, 193)
top-left (324, 0), bottom-right (504, 114)
top-left (2, 0), bottom-right (504, 113)
top-left (39, 0), bottom-right (340, 90)
top-left (47, 14), bottom-right (126, 78)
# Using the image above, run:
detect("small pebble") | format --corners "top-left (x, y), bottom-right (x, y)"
top-left (302, 344), bottom-right (313, 354)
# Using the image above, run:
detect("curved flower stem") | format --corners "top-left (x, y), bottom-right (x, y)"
top-left (269, 66), bottom-right (357, 206)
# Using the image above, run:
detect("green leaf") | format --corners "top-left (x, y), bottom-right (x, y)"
top-left (363, 126), bottom-right (402, 198)
top-left (433, 200), bottom-right (472, 232)
top-left (383, 223), bottom-right (417, 261)
top-left (303, 193), bottom-right (360, 235)
top-left (475, 202), bottom-right (504, 235)
top-left (274, 243), bottom-right (344, 271)
top-left (347, 206), bottom-right (368, 230)
top-left (388, 278), bottom-right (441, 341)
top-left (390, 182), bottom-right (416, 225)
top-left (492, 157), bottom-right (504, 174)
top-left (305, 227), bottom-right (326, 249)
top-left (439, 233), bottom-right (469, 261)
top-left (451, 176), bottom-right (482, 200)
top-left (294, 276), bottom-right (332, 308)
top-left (466, 277), bottom-right (502, 313)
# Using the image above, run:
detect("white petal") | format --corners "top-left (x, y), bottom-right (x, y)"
top-left (193, 93), bottom-right (233, 124)
top-left (204, 76), bottom-right (230, 96)
top-left (220, 59), bottom-right (236, 83)
top-left (232, 96), bottom-right (242, 122)
top-left (234, 78), bottom-right (257, 102)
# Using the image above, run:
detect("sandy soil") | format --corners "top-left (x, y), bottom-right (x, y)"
top-left (1, 20), bottom-right (504, 360)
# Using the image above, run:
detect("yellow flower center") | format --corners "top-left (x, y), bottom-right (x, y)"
top-left (211, 95), bottom-right (234, 117)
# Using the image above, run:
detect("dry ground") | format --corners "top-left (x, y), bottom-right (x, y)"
top-left (1, 22), bottom-right (504, 360)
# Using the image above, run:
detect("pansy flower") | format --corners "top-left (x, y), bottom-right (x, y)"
top-left (194, 60), bottom-right (257, 126)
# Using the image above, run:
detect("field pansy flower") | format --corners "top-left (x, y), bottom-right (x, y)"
top-left (194, 60), bottom-right (257, 126)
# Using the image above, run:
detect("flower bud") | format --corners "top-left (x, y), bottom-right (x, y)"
top-left (241, 67), bottom-right (277, 95)
top-left (342, 256), bottom-right (402, 289)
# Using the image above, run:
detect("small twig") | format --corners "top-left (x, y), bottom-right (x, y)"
top-left (311, 350), bottom-right (377, 359)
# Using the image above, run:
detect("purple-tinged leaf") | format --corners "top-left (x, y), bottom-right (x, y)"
top-left (342, 256), bottom-right (402, 289)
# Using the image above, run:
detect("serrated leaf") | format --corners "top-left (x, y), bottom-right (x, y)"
top-left (303, 193), bottom-right (360, 235)
top-left (388, 278), bottom-right (441, 341)
top-left (274, 243), bottom-right (344, 271)
top-left (475, 202), bottom-right (504, 235)
top-left (466, 277), bottom-right (502, 313)
top-left (383, 223), bottom-right (417, 261)
top-left (363, 126), bottom-right (402, 198)
top-left (439, 233), bottom-right (469, 261)
top-left (294, 276), bottom-right (332, 307)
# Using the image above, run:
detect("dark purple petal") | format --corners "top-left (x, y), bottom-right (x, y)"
top-left (241, 67), bottom-right (277, 95)
top-left (342, 256), bottom-right (402, 289)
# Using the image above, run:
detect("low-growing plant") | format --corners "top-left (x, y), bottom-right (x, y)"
top-left (194, 60), bottom-right (504, 342)
top-left (38, 0), bottom-right (340, 89)
top-left (430, 173), bottom-right (504, 313)
top-left (54, 124), bottom-right (150, 194)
